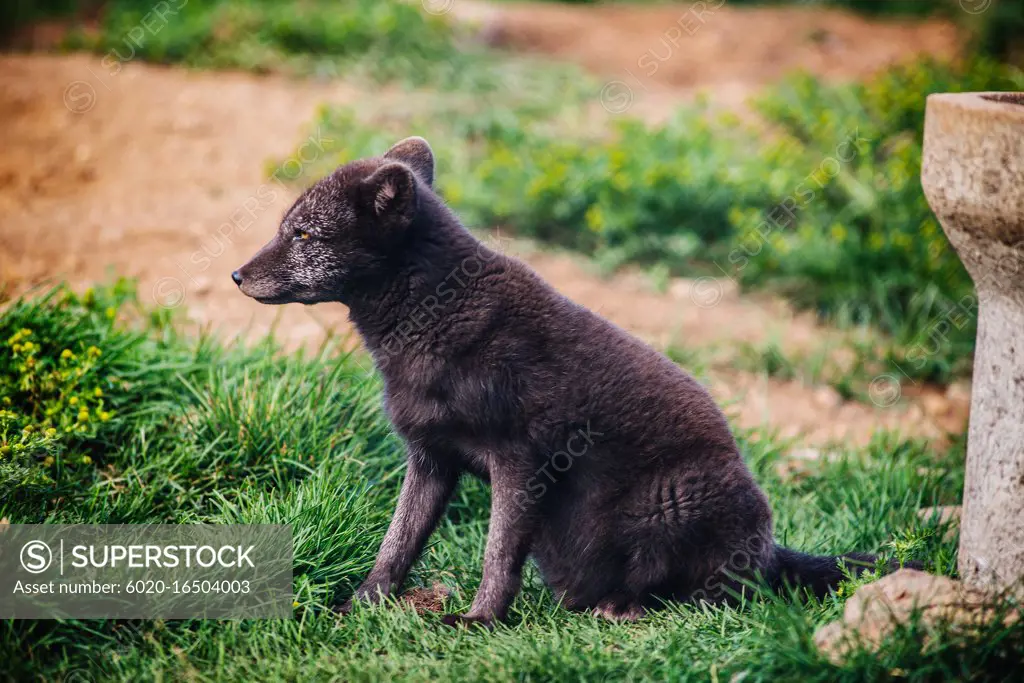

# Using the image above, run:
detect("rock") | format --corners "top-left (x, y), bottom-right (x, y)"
top-left (814, 569), bottom-right (1017, 665)
top-left (906, 403), bottom-right (926, 423)
top-left (917, 505), bottom-right (961, 542)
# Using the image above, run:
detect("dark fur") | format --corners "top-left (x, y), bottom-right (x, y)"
top-left (235, 138), bottom-right (882, 626)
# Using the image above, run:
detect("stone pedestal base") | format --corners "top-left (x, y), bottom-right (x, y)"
top-left (922, 91), bottom-right (1024, 595)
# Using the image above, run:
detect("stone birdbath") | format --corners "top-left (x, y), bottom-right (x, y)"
top-left (922, 92), bottom-right (1024, 596)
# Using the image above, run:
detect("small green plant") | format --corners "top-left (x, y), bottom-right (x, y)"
top-left (0, 284), bottom-right (139, 491)
top-left (1, 330), bottom-right (110, 456)
top-left (885, 527), bottom-right (932, 568)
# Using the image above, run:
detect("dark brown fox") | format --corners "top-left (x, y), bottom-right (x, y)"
top-left (234, 137), bottom-right (881, 627)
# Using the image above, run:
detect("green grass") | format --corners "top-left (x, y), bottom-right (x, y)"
top-left (55, 0), bottom-right (455, 83)
top-left (668, 329), bottom-right (966, 407)
top-left (34, 0), bottom-right (595, 94)
top-left (3, 282), bottom-right (1020, 681)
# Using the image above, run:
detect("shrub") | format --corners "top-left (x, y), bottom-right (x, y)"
top-left (449, 56), bottom-right (1023, 383)
top-left (62, 0), bottom-right (460, 83)
top-left (0, 280), bottom-right (398, 524)
top-left (729, 58), bottom-right (1024, 381)
top-left (452, 111), bottom-right (770, 274)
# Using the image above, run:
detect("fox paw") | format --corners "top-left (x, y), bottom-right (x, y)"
top-left (591, 600), bottom-right (645, 622)
top-left (440, 613), bottom-right (495, 630)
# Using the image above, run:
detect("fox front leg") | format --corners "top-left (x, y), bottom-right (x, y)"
top-left (442, 461), bottom-right (537, 628)
top-left (340, 454), bottom-right (457, 612)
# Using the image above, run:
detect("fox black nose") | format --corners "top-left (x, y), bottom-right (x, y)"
top-left (231, 270), bottom-right (243, 286)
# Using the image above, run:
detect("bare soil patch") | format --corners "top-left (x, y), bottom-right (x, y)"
top-left (455, 1), bottom-right (963, 118)
top-left (400, 583), bottom-right (453, 614)
top-left (0, 53), bottom-right (360, 344)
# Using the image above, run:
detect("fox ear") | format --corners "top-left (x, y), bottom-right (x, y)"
top-left (383, 136), bottom-right (434, 187)
top-left (362, 162), bottom-right (417, 225)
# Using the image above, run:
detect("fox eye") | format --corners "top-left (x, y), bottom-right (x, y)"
top-left (293, 231), bottom-right (311, 241)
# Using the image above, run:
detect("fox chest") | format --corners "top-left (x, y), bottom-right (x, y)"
top-left (381, 369), bottom-right (521, 476)
top-left (382, 383), bottom-right (459, 437)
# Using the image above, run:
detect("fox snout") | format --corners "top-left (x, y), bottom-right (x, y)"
top-left (235, 226), bottom-right (349, 306)
top-left (232, 237), bottom-right (298, 304)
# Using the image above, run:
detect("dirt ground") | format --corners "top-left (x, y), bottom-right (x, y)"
top-left (455, 0), bottom-right (963, 118)
top-left (0, 4), bottom-right (969, 448)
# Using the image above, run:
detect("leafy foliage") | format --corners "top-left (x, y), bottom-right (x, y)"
top-left (60, 0), bottom-right (461, 84)
top-left (732, 58), bottom-right (1024, 381)
top-left (453, 111), bottom-right (770, 274)
top-left (0, 282), bottom-right (177, 494)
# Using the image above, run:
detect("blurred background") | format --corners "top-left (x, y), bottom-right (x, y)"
top-left (1, 0), bottom-right (1022, 446)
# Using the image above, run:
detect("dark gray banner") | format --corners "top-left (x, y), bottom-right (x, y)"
top-left (0, 524), bottom-right (293, 619)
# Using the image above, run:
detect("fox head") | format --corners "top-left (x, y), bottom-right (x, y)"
top-left (233, 136), bottom-right (435, 304)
